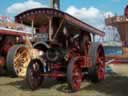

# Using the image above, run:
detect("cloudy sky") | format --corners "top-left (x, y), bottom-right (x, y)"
top-left (0, 0), bottom-right (127, 41)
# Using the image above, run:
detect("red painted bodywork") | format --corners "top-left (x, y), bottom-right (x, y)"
top-left (0, 25), bottom-right (31, 68)
top-left (15, 8), bottom-right (105, 83)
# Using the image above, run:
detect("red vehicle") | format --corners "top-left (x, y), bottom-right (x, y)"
top-left (14, 0), bottom-right (105, 91)
top-left (15, 7), bottom-right (105, 91)
top-left (0, 19), bottom-right (32, 75)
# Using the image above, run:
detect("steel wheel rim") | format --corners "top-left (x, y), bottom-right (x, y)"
top-left (13, 47), bottom-right (30, 77)
top-left (96, 47), bottom-right (105, 80)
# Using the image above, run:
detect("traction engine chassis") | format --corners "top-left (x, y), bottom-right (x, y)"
top-left (26, 34), bottom-right (105, 91)
top-left (12, 8), bottom-right (105, 91)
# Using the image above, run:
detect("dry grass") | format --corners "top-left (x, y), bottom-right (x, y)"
top-left (0, 64), bottom-right (128, 96)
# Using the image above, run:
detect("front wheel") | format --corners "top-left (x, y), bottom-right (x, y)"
top-left (67, 57), bottom-right (82, 91)
top-left (26, 59), bottom-right (43, 90)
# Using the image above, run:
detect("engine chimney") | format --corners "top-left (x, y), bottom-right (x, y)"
top-left (50, 0), bottom-right (60, 9)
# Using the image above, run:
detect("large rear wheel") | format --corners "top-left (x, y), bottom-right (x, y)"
top-left (26, 59), bottom-right (43, 90)
top-left (88, 43), bottom-right (105, 82)
top-left (67, 57), bottom-right (82, 91)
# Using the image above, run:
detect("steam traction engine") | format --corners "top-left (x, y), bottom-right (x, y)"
top-left (0, 19), bottom-right (31, 75)
top-left (15, 7), bottom-right (105, 91)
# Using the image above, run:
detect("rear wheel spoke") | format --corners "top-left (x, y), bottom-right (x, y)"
top-left (67, 57), bottom-right (82, 91)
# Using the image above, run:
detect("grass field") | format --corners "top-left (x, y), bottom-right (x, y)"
top-left (0, 64), bottom-right (128, 96)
